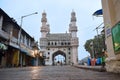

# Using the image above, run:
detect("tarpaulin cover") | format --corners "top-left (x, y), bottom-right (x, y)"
top-left (93, 9), bottom-right (103, 16)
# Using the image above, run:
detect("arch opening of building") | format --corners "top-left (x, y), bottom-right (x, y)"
top-left (52, 50), bottom-right (66, 66)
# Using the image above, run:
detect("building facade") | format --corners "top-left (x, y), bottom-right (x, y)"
top-left (40, 11), bottom-right (79, 65)
top-left (102, 0), bottom-right (120, 73)
top-left (0, 8), bottom-right (39, 67)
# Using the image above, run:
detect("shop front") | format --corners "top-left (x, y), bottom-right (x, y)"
top-left (0, 42), bottom-right (8, 67)
top-left (20, 47), bottom-right (35, 67)
top-left (6, 45), bottom-right (19, 67)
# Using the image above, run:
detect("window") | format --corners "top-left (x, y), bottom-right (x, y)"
top-left (51, 42), bottom-right (53, 45)
top-left (65, 42), bottom-right (67, 45)
top-left (48, 42), bottom-right (50, 45)
top-left (48, 48), bottom-right (50, 50)
top-left (68, 52), bottom-right (71, 55)
top-left (68, 42), bottom-right (70, 45)
top-left (55, 42), bottom-right (57, 45)
top-left (48, 52), bottom-right (50, 55)
top-left (68, 48), bottom-right (70, 50)
top-left (61, 42), bottom-right (63, 45)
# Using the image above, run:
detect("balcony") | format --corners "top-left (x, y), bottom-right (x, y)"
top-left (0, 29), bottom-right (9, 40)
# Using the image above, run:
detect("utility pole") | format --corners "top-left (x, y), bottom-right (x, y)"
top-left (93, 22), bottom-right (104, 54)
top-left (18, 12), bottom-right (38, 67)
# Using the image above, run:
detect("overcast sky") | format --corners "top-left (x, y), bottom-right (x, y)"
top-left (0, 0), bottom-right (103, 60)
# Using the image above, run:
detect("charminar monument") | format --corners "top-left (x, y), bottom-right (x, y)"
top-left (40, 11), bottom-right (79, 65)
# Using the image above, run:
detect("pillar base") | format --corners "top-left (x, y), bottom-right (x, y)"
top-left (105, 57), bottom-right (120, 73)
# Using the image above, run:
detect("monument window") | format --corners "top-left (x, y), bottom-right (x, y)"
top-left (55, 42), bottom-right (57, 45)
top-left (48, 42), bottom-right (50, 45)
top-left (68, 42), bottom-right (70, 45)
top-left (48, 52), bottom-right (50, 55)
top-left (48, 48), bottom-right (50, 50)
top-left (61, 42), bottom-right (63, 45)
top-left (68, 52), bottom-right (71, 54)
top-left (65, 42), bottom-right (66, 45)
top-left (68, 48), bottom-right (70, 50)
top-left (51, 42), bottom-right (53, 45)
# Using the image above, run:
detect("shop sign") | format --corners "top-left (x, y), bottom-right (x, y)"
top-left (105, 24), bottom-right (111, 38)
top-left (106, 28), bottom-right (111, 37)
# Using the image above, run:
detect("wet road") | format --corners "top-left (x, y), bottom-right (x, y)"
top-left (0, 66), bottom-right (120, 80)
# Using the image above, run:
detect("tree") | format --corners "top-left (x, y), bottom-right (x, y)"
top-left (84, 39), bottom-right (93, 57)
top-left (84, 34), bottom-right (106, 58)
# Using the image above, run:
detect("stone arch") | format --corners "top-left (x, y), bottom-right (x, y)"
top-left (52, 50), bottom-right (66, 65)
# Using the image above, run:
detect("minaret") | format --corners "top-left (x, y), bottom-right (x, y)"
top-left (40, 11), bottom-right (50, 61)
top-left (69, 10), bottom-right (77, 37)
top-left (41, 11), bottom-right (49, 38)
top-left (69, 10), bottom-right (79, 65)
top-left (46, 23), bottom-right (50, 33)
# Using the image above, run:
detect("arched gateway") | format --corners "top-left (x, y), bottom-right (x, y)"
top-left (52, 50), bottom-right (66, 65)
top-left (40, 11), bottom-right (79, 65)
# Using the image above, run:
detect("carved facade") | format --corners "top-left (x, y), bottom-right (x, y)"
top-left (40, 11), bottom-right (79, 65)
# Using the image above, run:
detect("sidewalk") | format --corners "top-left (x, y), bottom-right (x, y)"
top-left (74, 65), bottom-right (106, 72)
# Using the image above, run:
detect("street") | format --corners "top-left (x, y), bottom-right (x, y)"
top-left (0, 66), bottom-right (120, 80)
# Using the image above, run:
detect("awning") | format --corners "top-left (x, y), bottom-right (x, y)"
top-left (20, 48), bottom-right (28, 54)
top-left (20, 48), bottom-right (35, 57)
top-left (0, 42), bottom-right (8, 50)
top-left (93, 9), bottom-right (103, 16)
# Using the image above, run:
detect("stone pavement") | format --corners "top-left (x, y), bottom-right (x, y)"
top-left (0, 65), bottom-right (120, 80)
top-left (74, 65), bottom-right (106, 72)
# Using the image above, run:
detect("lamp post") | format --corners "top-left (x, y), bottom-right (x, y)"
top-left (18, 12), bottom-right (38, 67)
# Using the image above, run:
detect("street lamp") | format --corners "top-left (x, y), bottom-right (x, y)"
top-left (18, 12), bottom-right (38, 67)
top-left (20, 12), bottom-right (38, 27)
top-left (18, 12), bottom-right (38, 42)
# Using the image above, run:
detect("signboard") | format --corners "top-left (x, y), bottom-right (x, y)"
top-left (105, 24), bottom-right (111, 38)
top-left (111, 22), bottom-right (120, 54)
